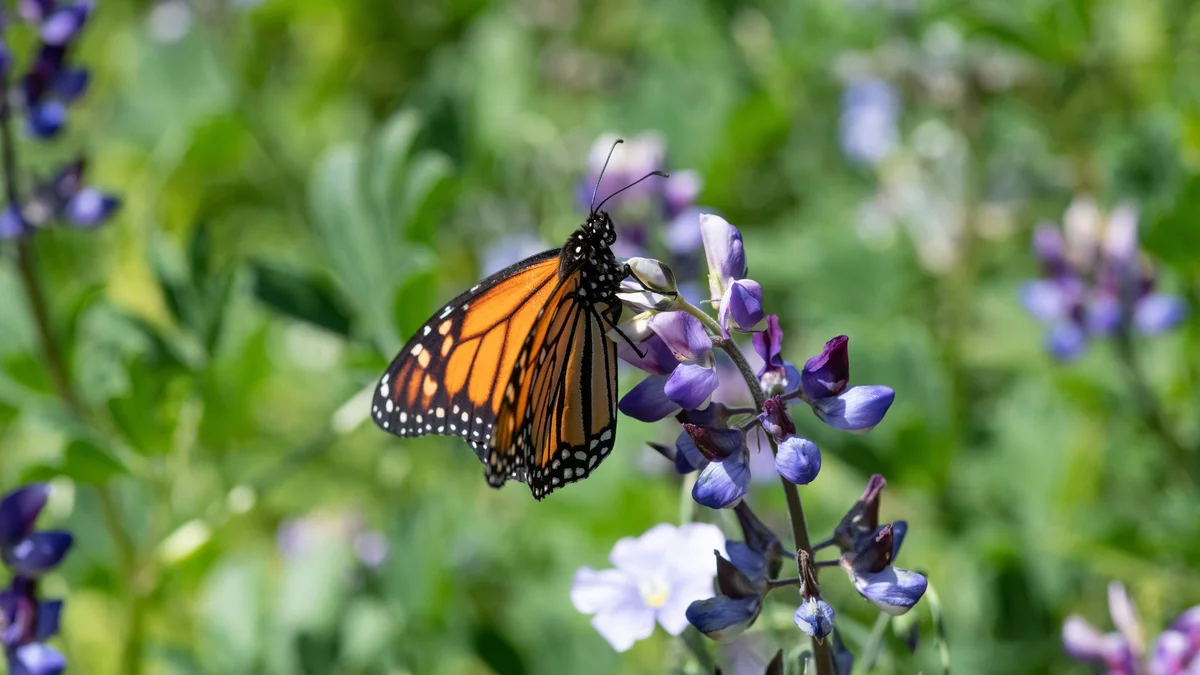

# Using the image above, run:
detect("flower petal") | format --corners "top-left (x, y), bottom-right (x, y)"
top-left (617, 335), bottom-right (679, 376)
top-left (890, 520), bottom-right (908, 559)
top-left (757, 396), bottom-right (795, 441)
top-left (1032, 222), bottom-right (1069, 275)
top-left (1108, 581), bottom-right (1145, 655)
top-left (801, 335), bottom-right (850, 400)
top-left (686, 595), bottom-right (761, 642)
top-left (27, 101), bottom-right (66, 139)
top-left (775, 436), bottom-right (821, 485)
top-left (674, 429), bottom-right (708, 474)
top-left (1047, 322), bottom-right (1087, 360)
top-left (571, 567), bottom-right (636, 615)
top-left (609, 524), bottom-right (677, 577)
top-left (663, 171), bottom-right (702, 221)
top-left (0, 205), bottom-right (25, 239)
top-left (724, 541), bottom-right (767, 583)
top-left (681, 424), bottom-right (743, 462)
top-left (665, 363), bottom-right (719, 410)
top-left (1085, 292), bottom-right (1122, 335)
top-left (752, 315), bottom-right (786, 379)
top-left (1063, 615), bottom-right (1127, 666)
top-left (657, 576), bottom-right (716, 636)
top-left (700, 214), bottom-right (746, 301)
top-left (34, 600), bottom-right (63, 642)
top-left (618, 375), bottom-right (680, 422)
top-left (794, 598), bottom-right (835, 640)
top-left (693, 453), bottom-right (749, 509)
top-left (41, 2), bottom-right (91, 46)
top-left (849, 565), bottom-right (927, 615)
top-left (649, 312), bottom-right (712, 362)
top-left (0, 484), bottom-right (51, 549)
top-left (811, 385), bottom-right (894, 433)
top-left (719, 280), bottom-right (765, 335)
top-left (65, 188), bottom-right (120, 228)
top-left (1021, 280), bottom-right (1069, 322)
top-left (10, 642), bottom-right (66, 675)
top-left (1134, 294), bottom-right (1187, 335)
top-left (5, 532), bottom-right (74, 576)
top-left (591, 602), bottom-right (657, 652)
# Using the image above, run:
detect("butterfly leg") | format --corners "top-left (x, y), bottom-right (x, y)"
top-left (595, 307), bottom-right (647, 358)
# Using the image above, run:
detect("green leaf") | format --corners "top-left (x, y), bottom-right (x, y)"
top-left (59, 440), bottom-right (131, 484)
top-left (1145, 173), bottom-right (1200, 276)
top-left (251, 263), bottom-right (353, 337)
top-left (391, 267), bottom-right (436, 348)
top-left (200, 555), bottom-right (265, 675)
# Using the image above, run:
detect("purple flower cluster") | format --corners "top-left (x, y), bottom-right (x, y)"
top-left (1022, 196), bottom-right (1186, 360)
top-left (0, 1), bottom-right (120, 240)
top-left (0, 484), bottom-right (73, 675)
top-left (1064, 581), bottom-right (1200, 674)
top-left (572, 209), bottom-right (921, 666)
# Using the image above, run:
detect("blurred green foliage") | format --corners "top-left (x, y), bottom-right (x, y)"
top-left (1, 0), bottom-right (1199, 673)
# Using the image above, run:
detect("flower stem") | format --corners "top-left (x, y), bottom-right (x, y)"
top-left (0, 72), bottom-right (145, 675)
top-left (679, 299), bottom-right (835, 675)
top-left (1113, 329), bottom-right (1196, 486)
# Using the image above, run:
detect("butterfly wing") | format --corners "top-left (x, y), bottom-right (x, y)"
top-left (487, 269), bottom-right (620, 499)
top-left (371, 249), bottom-right (562, 463)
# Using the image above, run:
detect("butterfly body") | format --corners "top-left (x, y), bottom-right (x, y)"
top-left (372, 211), bottom-right (624, 500)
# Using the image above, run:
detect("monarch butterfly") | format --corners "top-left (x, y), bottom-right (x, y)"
top-left (371, 141), bottom-right (663, 500)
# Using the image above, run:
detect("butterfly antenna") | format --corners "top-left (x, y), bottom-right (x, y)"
top-left (590, 139), bottom-right (624, 214)
top-left (594, 170), bottom-right (669, 213)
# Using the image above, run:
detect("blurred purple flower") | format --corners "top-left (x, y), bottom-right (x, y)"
top-left (0, 485), bottom-right (71, 675)
top-left (571, 523), bottom-right (725, 652)
top-left (480, 232), bottom-right (550, 277)
top-left (1023, 197), bottom-right (1187, 359)
top-left (839, 79), bottom-right (899, 167)
top-left (1064, 581), bottom-right (1200, 675)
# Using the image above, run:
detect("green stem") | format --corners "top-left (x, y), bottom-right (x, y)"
top-left (853, 612), bottom-right (892, 675)
top-left (0, 70), bottom-right (145, 675)
top-left (1113, 329), bottom-right (1195, 486)
top-left (677, 297), bottom-right (835, 675)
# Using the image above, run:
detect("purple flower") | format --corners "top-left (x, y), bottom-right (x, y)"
top-left (733, 502), bottom-right (783, 580)
top-left (0, 485), bottom-right (72, 675)
top-left (1149, 607), bottom-right (1200, 675)
top-left (686, 550), bottom-right (763, 642)
top-left (651, 312), bottom-right (718, 411)
top-left (839, 79), bottom-right (899, 167)
top-left (798, 337), bottom-right (894, 433)
top-left (571, 523), bottom-right (725, 652)
top-left (40, 2), bottom-right (92, 47)
top-left (757, 396), bottom-right (795, 441)
top-left (1023, 197), bottom-right (1187, 358)
top-left (700, 214), bottom-right (764, 335)
top-left (839, 524), bottom-right (926, 615)
top-left (774, 436), bottom-right (821, 485)
top-left (795, 598), bottom-right (835, 640)
top-left (693, 449), bottom-right (749, 509)
top-left (832, 474), bottom-right (886, 551)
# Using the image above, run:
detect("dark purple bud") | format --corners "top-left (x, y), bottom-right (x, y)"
top-left (50, 159), bottom-right (85, 201)
top-left (681, 423), bottom-right (743, 462)
top-left (752, 315), bottom-right (785, 379)
top-left (672, 429), bottom-right (707, 474)
top-left (832, 474), bottom-right (886, 551)
top-left (889, 520), bottom-right (908, 559)
top-left (0, 485), bottom-right (51, 549)
top-left (764, 650), bottom-right (784, 675)
top-left (733, 502), bottom-right (783, 578)
top-left (34, 598), bottom-right (62, 641)
top-left (65, 188), bottom-right (120, 228)
top-left (802, 335), bottom-right (850, 400)
top-left (774, 436), bottom-right (821, 485)
top-left (676, 402), bottom-right (731, 427)
top-left (714, 549), bottom-right (759, 599)
top-left (757, 396), bottom-right (795, 441)
top-left (849, 523), bottom-right (895, 575)
top-left (41, 2), bottom-right (92, 47)
top-left (724, 541), bottom-right (767, 583)
top-left (27, 100), bottom-right (66, 139)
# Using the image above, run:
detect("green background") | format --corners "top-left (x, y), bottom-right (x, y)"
top-left (1, 0), bottom-right (1199, 672)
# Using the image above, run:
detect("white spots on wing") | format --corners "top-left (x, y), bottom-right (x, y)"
top-left (588, 455), bottom-right (598, 468)
top-left (416, 414), bottom-right (423, 423)
top-left (399, 412), bottom-right (408, 423)
top-left (563, 468), bottom-right (573, 479)
top-left (423, 325), bottom-right (432, 336)
top-left (475, 417), bottom-right (483, 425)
top-left (462, 412), bottom-right (469, 422)
top-left (600, 430), bottom-right (612, 442)
top-left (574, 451), bottom-right (586, 461)
top-left (589, 439), bottom-right (598, 449)
top-left (385, 400), bottom-right (394, 413)
top-left (561, 449), bottom-right (569, 459)
top-left (440, 306), bottom-right (453, 319)
top-left (410, 344), bottom-right (424, 356)
top-left (383, 421), bottom-right (390, 429)
top-left (436, 407), bottom-right (445, 418)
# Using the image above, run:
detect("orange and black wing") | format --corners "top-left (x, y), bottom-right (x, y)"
top-left (371, 249), bottom-right (562, 465)
top-left (487, 270), bottom-right (620, 499)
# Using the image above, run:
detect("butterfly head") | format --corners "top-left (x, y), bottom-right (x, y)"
top-left (584, 210), bottom-right (617, 246)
